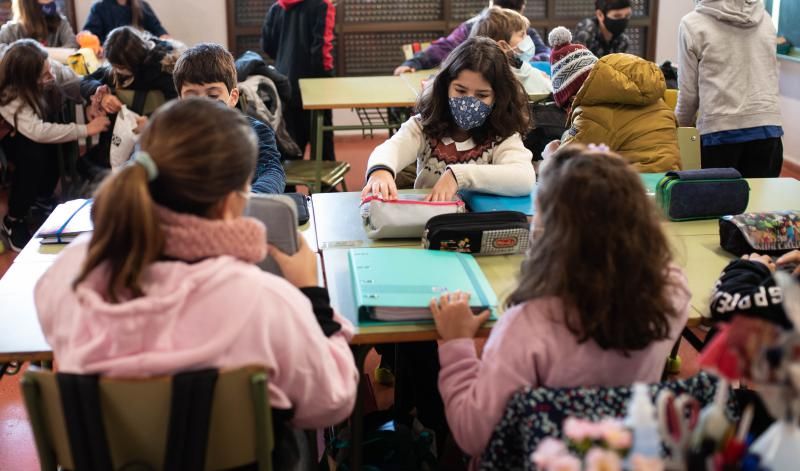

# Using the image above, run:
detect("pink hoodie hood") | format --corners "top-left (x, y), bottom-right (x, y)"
top-left (35, 236), bottom-right (359, 428)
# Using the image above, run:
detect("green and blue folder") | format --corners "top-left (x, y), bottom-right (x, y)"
top-left (349, 248), bottom-right (497, 324)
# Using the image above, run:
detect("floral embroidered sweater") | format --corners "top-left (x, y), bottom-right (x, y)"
top-left (366, 116), bottom-right (535, 196)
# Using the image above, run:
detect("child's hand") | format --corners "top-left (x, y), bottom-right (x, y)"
top-left (431, 291), bottom-right (491, 341)
top-left (362, 169), bottom-right (398, 200)
top-left (777, 250), bottom-right (800, 276)
top-left (101, 94), bottom-right (123, 114)
top-left (394, 65), bottom-right (416, 76)
top-left (86, 115), bottom-right (111, 136)
top-left (425, 169), bottom-right (458, 202)
top-left (133, 115), bottom-right (149, 134)
top-left (269, 236), bottom-right (318, 288)
top-left (742, 253), bottom-right (777, 272)
top-left (542, 139), bottom-right (561, 160)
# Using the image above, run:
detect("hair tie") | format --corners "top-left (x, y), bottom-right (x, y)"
top-left (587, 143), bottom-right (610, 153)
top-left (133, 151), bottom-right (158, 181)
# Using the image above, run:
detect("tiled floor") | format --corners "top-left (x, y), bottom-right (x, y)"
top-left (0, 136), bottom-right (794, 469)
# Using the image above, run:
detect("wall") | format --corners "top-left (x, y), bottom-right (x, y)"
top-left (655, 0), bottom-right (694, 64)
top-left (74, 0), bottom-right (227, 46)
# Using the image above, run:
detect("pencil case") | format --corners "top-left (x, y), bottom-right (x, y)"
top-left (655, 168), bottom-right (749, 221)
top-left (423, 211), bottom-right (530, 256)
top-left (360, 194), bottom-right (465, 239)
top-left (719, 211), bottom-right (800, 256)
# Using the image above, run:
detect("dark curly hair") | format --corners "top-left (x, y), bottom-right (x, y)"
top-left (509, 144), bottom-right (678, 352)
top-left (416, 36), bottom-right (531, 143)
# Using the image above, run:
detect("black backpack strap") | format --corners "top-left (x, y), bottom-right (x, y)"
top-left (131, 90), bottom-right (148, 115)
top-left (56, 373), bottom-right (114, 471)
top-left (163, 369), bottom-right (219, 471)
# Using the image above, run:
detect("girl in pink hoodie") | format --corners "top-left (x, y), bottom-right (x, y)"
top-left (34, 98), bottom-right (359, 435)
top-left (430, 145), bottom-right (691, 459)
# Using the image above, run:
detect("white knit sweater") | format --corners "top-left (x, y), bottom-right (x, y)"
top-left (366, 116), bottom-right (535, 196)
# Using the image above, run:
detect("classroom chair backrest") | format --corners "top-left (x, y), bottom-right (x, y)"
top-left (664, 89), bottom-right (678, 112)
top-left (21, 365), bottom-right (274, 471)
top-left (115, 89), bottom-right (167, 116)
top-left (678, 127), bottom-right (701, 170)
top-left (478, 371), bottom-right (738, 470)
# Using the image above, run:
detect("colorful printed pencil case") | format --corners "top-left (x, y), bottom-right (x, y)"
top-left (423, 211), bottom-right (530, 256)
top-left (656, 168), bottom-right (749, 221)
top-left (719, 211), bottom-right (800, 256)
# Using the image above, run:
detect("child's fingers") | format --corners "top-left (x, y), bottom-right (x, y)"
top-left (267, 243), bottom-right (288, 262)
top-left (474, 309), bottom-right (491, 325)
top-left (429, 299), bottom-right (440, 317)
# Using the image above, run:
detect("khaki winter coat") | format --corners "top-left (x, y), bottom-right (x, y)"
top-left (561, 53), bottom-right (681, 172)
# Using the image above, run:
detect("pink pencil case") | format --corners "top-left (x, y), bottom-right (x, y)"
top-left (360, 194), bottom-right (465, 239)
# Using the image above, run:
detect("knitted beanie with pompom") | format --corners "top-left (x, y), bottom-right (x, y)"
top-left (548, 26), bottom-right (598, 108)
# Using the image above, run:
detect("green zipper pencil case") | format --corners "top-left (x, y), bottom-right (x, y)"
top-left (655, 168), bottom-right (749, 221)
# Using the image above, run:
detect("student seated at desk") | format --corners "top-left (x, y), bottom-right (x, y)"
top-left (173, 43), bottom-right (285, 194)
top-left (0, 0), bottom-right (78, 51)
top-left (542, 27), bottom-right (680, 172)
top-left (363, 37), bottom-right (535, 202)
top-left (0, 40), bottom-right (110, 252)
top-left (33, 99), bottom-right (359, 461)
top-left (82, 0), bottom-right (168, 43)
top-left (469, 6), bottom-right (552, 96)
top-left (430, 145), bottom-right (689, 460)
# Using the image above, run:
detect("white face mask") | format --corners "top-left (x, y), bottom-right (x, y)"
top-left (515, 35), bottom-right (536, 63)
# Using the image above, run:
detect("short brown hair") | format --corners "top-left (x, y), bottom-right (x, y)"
top-left (471, 6), bottom-right (530, 44)
top-left (417, 36), bottom-right (531, 143)
top-left (509, 145), bottom-right (677, 352)
top-left (74, 98), bottom-right (257, 302)
top-left (173, 43), bottom-right (237, 94)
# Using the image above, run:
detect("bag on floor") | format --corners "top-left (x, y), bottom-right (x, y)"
top-left (719, 211), bottom-right (800, 256)
top-left (109, 106), bottom-right (142, 169)
top-left (360, 194), bottom-right (465, 239)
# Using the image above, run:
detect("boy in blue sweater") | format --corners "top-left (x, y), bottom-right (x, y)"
top-left (173, 43), bottom-right (285, 194)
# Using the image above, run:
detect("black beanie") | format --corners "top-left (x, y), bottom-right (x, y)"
top-left (595, 0), bottom-right (632, 12)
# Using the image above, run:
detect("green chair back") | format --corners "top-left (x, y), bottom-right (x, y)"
top-left (677, 127), bottom-right (701, 170)
top-left (21, 365), bottom-right (274, 471)
top-left (115, 90), bottom-right (167, 116)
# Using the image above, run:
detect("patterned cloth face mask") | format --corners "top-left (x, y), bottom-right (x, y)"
top-left (448, 96), bottom-right (493, 131)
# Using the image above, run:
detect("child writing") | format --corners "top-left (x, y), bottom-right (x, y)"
top-left (362, 36), bottom-right (535, 202)
top-left (431, 145), bottom-right (690, 458)
top-left (173, 43), bottom-right (285, 194)
top-left (34, 98), bottom-right (358, 450)
top-left (469, 6), bottom-right (552, 96)
top-left (0, 40), bottom-right (109, 251)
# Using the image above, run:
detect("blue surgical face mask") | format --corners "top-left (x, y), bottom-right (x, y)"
top-left (449, 96), bottom-right (493, 131)
top-left (515, 35), bottom-right (535, 63)
top-left (41, 2), bottom-right (58, 17)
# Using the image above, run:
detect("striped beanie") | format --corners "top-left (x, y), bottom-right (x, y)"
top-left (548, 27), bottom-right (598, 108)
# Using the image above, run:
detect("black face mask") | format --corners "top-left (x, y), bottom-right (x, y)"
top-left (603, 16), bottom-right (629, 37)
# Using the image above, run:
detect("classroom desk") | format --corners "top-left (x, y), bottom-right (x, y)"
top-left (663, 178), bottom-right (800, 237)
top-left (0, 262), bottom-right (52, 364)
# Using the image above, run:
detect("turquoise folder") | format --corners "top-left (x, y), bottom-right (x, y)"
top-left (348, 248), bottom-right (498, 325)
top-left (640, 172), bottom-right (666, 196)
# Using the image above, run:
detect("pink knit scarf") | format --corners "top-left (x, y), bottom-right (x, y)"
top-left (155, 205), bottom-right (267, 263)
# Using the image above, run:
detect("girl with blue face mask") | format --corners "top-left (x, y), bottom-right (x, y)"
top-left (363, 36), bottom-right (535, 202)
top-left (0, 0), bottom-right (79, 50)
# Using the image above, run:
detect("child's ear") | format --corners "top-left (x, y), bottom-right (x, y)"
top-left (228, 87), bottom-right (240, 107)
top-left (596, 10), bottom-right (605, 24)
top-left (497, 40), bottom-right (512, 54)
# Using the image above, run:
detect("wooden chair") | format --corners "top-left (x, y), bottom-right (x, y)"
top-left (21, 365), bottom-right (274, 471)
top-left (283, 159), bottom-right (351, 193)
top-left (678, 127), bottom-right (701, 170)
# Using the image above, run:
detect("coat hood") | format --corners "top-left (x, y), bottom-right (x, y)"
top-left (695, 0), bottom-right (764, 27)
top-left (574, 53), bottom-right (666, 108)
top-left (278, 0), bottom-right (305, 9)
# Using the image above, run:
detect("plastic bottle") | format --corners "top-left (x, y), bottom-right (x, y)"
top-left (625, 383), bottom-right (661, 460)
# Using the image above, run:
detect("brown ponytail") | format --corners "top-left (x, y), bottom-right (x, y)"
top-left (73, 98), bottom-right (257, 302)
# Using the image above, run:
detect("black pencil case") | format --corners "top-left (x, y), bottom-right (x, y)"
top-left (719, 211), bottom-right (800, 256)
top-left (655, 168), bottom-right (749, 221)
top-left (422, 211), bottom-right (530, 256)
